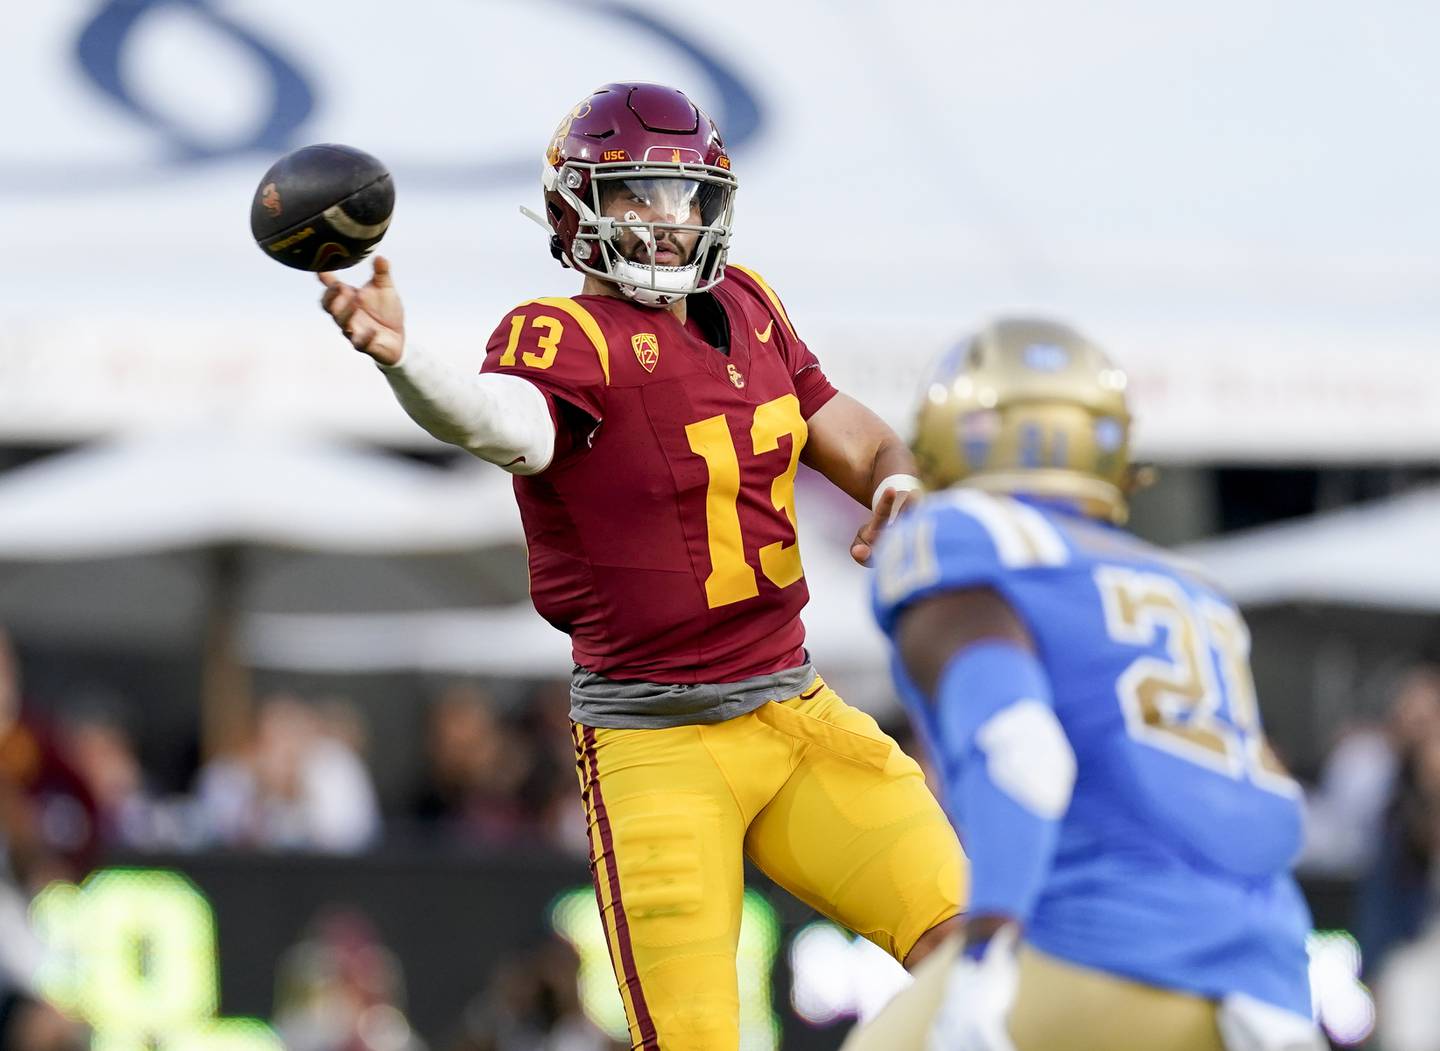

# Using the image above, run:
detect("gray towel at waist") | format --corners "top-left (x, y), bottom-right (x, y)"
top-left (569, 661), bottom-right (818, 729)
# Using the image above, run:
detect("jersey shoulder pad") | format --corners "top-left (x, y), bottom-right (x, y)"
top-left (723, 263), bottom-right (799, 342)
top-left (871, 490), bottom-right (1073, 632)
top-left (485, 297), bottom-right (613, 385)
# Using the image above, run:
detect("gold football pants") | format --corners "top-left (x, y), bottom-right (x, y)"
top-left (842, 935), bottom-right (1227, 1051)
top-left (571, 677), bottom-right (965, 1051)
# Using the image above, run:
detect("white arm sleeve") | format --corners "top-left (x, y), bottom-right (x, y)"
top-left (378, 343), bottom-right (557, 475)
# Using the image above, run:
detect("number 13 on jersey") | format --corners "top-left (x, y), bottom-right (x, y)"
top-left (686, 395), bottom-right (807, 609)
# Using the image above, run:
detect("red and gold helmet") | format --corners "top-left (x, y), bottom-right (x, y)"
top-left (530, 83), bottom-right (738, 308)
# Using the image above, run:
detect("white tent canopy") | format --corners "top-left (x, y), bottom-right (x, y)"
top-left (241, 541), bottom-right (889, 678)
top-left (1180, 485), bottom-right (1440, 610)
top-left (0, 429), bottom-right (538, 751)
top-left (0, 427), bottom-right (520, 558)
top-left (0, 430), bottom-right (528, 651)
top-left (0, 431), bottom-right (893, 687)
top-left (240, 491), bottom-right (893, 684)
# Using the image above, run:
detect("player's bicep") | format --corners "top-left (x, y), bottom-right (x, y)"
top-left (800, 392), bottom-right (895, 501)
top-left (894, 588), bottom-right (1035, 703)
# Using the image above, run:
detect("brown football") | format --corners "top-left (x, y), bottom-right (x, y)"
top-left (250, 144), bottom-right (394, 272)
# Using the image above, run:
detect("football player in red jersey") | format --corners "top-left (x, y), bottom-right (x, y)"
top-left (317, 83), bottom-right (964, 1050)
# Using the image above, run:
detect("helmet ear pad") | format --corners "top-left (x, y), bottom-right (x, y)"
top-left (543, 167), bottom-right (590, 268)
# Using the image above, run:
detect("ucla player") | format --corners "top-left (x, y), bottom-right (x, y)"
top-left (848, 320), bottom-right (1324, 1051)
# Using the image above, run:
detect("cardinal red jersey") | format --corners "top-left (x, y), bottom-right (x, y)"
top-left (480, 265), bottom-right (838, 684)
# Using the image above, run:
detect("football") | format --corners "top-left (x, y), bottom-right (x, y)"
top-left (250, 144), bottom-right (395, 272)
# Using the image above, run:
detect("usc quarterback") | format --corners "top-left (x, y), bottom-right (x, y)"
top-left (851, 321), bottom-right (1322, 1051)
top-left (315, 83), bottom-right (963, 1050)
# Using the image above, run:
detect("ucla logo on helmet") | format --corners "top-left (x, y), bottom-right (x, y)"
top-left (958, 409), bottom-right (1000, 468)
top-left (1023, 342), bottom-right (1071, 372)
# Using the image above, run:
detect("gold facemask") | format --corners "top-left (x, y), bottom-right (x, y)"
top-left (911, 318), bottom-right (1133, 523)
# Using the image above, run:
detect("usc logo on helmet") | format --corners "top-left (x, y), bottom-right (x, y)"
top-left (546, 100), bottom-right (595, 166)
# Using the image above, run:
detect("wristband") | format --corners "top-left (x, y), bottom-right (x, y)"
top-left (871, 473), bottom-right (922, 514)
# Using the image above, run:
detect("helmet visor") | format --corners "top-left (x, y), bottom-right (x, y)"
top-left (601, 177), bottom-right (729, 226)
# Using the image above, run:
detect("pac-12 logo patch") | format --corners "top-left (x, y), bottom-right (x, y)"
top-left (631, 332), bottom-right (660, 372)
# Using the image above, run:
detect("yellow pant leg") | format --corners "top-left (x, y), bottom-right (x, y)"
top-left (742, 680), bottom-right (965, 962)
top-left (572, 719), bottom-right (790, 1051)
top-left (842, 936), bottom-right (1226, 1051)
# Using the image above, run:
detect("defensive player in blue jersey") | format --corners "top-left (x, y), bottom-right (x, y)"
top-left (846, 320), bottom-right (1324, 1051)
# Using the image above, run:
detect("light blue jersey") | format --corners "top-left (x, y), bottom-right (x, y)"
top-left (872, 490), bottom-right (1313, 1016)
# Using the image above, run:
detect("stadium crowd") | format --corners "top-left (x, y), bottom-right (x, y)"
top-left (6, 619), bottom-right (1440, 1049)
top-left (0, 627), bottom-right (588, 865)
top-left (1304, 666), bottom-right (1440, 1049)
top-left (0, 624), bottom-right (611, 1050)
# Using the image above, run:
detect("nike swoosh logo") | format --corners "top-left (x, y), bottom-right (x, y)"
top-left (755, 320), bottom-right (774, 343)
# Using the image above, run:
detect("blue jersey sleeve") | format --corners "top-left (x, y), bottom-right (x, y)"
top-left (871, 491), bottom-right (1071, 636)
top-left (932, 642), bottom-right (1073, 925)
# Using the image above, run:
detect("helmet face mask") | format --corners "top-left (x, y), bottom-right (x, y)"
top-left (558, 163), bottom-right (736, 306)
top-left (537, 84), bottom-right (738, 308)
top-left (911, 319), bottom-right (1135, 523)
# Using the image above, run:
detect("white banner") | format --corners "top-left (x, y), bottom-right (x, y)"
top-left (4, 0), bottom-right (1439, 460)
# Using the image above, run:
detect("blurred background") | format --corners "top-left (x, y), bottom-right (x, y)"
top-left (3, 1), bottom-right (1440, 1048)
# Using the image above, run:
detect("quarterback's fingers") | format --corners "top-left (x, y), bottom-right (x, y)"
top-left (317, 271), bottom-right (339, 289)
top-left (348, 319), bottom-right (374, 349)
top-left (850, 519), bottom-right (879, 566)
top-left (889, 488), bottom-right (917, 522)
top-left (328, 285), bottom-right (357, 318)
top-left (321, 282), bottom-right (349, 312)
top-left (850, 535), bottom-right (873, 566)
top-left (850, 491), bottom-right (902, 566)
top-left (333, 299), bottom-right (359, 330)
top-left (874, 487), bottom-right (899, 523)
top-left (857, 495), bottom-right (893, 546)
top-left (370, 256), bottom-right (393, 288)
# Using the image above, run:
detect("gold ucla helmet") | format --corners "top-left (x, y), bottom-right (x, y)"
top-left (912, 318), bottom-right (1133, 522)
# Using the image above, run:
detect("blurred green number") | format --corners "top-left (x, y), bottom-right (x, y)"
top-left (30, 869), bottom-right (282, 1051)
